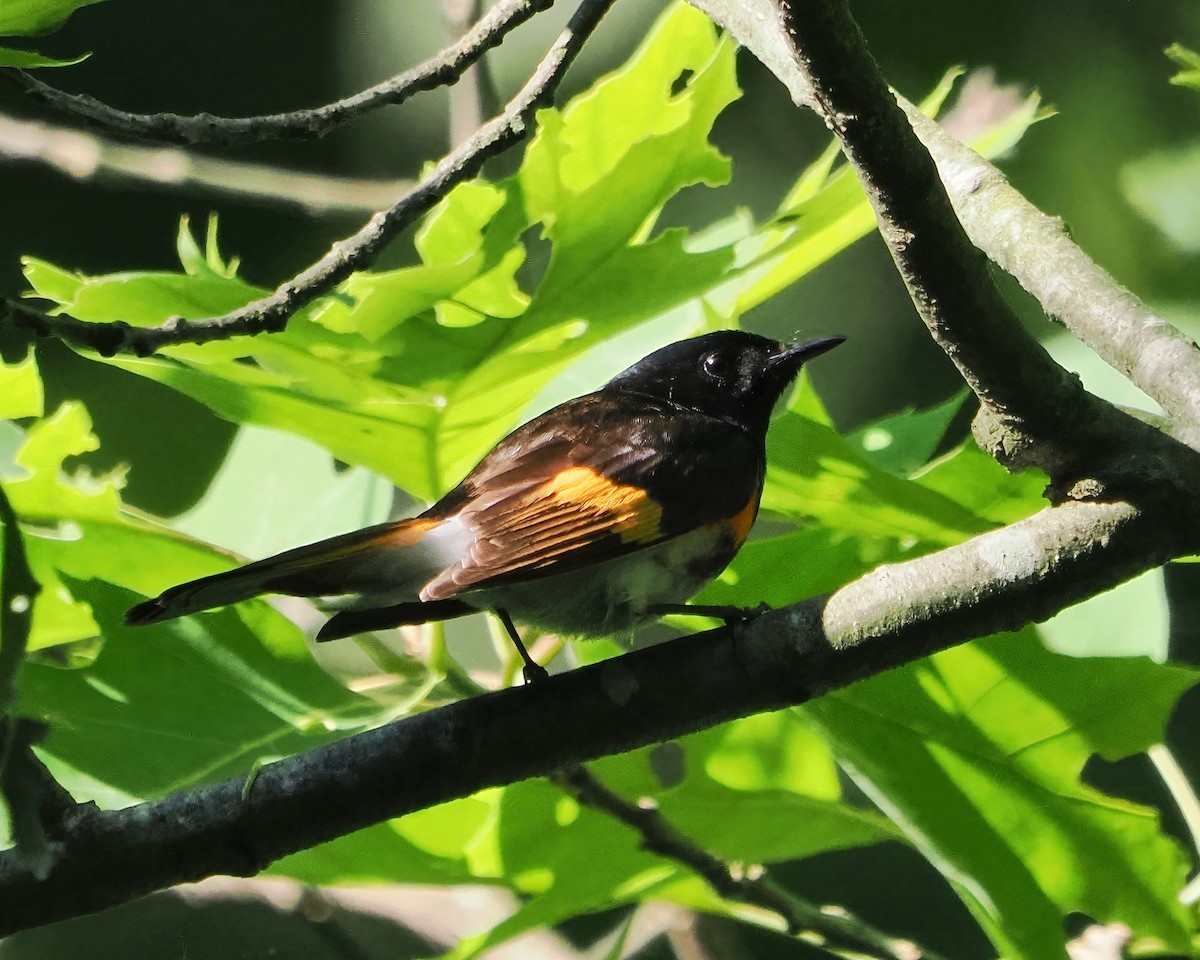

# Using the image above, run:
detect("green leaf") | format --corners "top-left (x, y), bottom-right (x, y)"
top-left (24, 262), bottom-right (268, 328)
top-left (0, 399), bottom-right (374, 660)
top-left (270, 812), bottom-right (490, 886)
top-left (17, 579), bottom-right (379, 800)
top-left (1039, 568), bottom-right (1169, 661)
top-left (0, 0), bottom-right (105, 36)
top-left (174, 214), bottom-right (239, 280)
top-left (20, 257), bottom-right (86, 304)
top-left (171, 424), bottom-right (392, 560)
top-left (693, 703), bottom-right (841, 797)
top-left (847, 391), bottom-right (967, 475)
top-left (0, 351), bottom-right (44, 422)
top-left (763, 379), bottom-right (1004, 546)
top-left (710, 73), bottom-right (1043, 319)
top-left (1122, 142), bottom-right (1200, 253)
top-left (445, 776), bottom-right (667, 959)
top-left (0, 45), bottom-right (87, 68)
top-left (1166, 43), bottom-right (1200, 91)
top-left (804, 631), bottom-right (1198, 960)
top-left (912, 441), bottom-right (1049, 527)
top-left (6, 402), bottom-right (121, 522)
top-left (699, 524), bottom-right (905, 611)
top-left (2, 402), bottom-right (136, 646)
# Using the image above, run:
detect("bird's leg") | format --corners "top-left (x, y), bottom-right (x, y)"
top-left (648, 602), bottom-right (773, 626)
top-left (495, 608), bottom-right (549, 683)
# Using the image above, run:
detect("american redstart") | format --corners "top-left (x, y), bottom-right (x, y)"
top-left (127, 330), bottom-right (843, 678)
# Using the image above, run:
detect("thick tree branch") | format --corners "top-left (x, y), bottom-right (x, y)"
top-left (1, 497), bottom-right (1193, 935)
top-left (0, 0), bottom-right (552, 146)
top-left (3, 0), bottom-right (615, 357)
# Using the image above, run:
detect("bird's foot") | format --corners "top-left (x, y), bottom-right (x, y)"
top-left (522, 661), bottom-right (551, 684)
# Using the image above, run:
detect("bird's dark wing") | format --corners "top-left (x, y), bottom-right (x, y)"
top-left (418, 391), bottom-right (763, 601)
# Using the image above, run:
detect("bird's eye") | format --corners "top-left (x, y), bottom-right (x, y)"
top-left (702, 351), bottom-right (737, 382)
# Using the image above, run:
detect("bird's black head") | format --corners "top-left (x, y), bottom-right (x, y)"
top-left (604, 330), bottom-right (844, 435)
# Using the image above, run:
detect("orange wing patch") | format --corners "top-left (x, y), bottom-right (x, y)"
top-left (420, 467), bottom-right (664, 599)
top-left (539, 467), bottom-right (663, 544)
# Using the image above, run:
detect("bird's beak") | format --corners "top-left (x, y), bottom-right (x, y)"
top-left (771, 335), bottom-right (846, 373)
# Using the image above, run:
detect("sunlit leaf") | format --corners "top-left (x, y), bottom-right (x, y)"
top-left (0, 351), bottom-right (43, 423)
top-left (1122, 142), bottom-right (1200, 253)
top-left (804, 631), bottom-right (1197, 960)
top-left (0, 45), bottom-right (86, 68)
top-left (848, 391), bottom-right (967, 475)
top-left (17, 580), bottom-right (379, 800)
top-left (0, 0), bottom-right (105, 36)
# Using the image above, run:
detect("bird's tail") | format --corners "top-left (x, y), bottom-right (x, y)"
top-left (125, 517), bottom-right (449, 626)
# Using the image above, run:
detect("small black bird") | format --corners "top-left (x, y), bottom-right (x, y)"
top-left (127, 330), bottom-right (844, 676)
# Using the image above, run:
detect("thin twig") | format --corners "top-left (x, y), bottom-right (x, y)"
top-left (0, 112), bottom-right (411, 214)
top-left (552, 764), bottom-right (936, 960)
top-left (4, 0), bottom-right (617, 357)
top-left (0, 0), bottom-right (553, 146)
